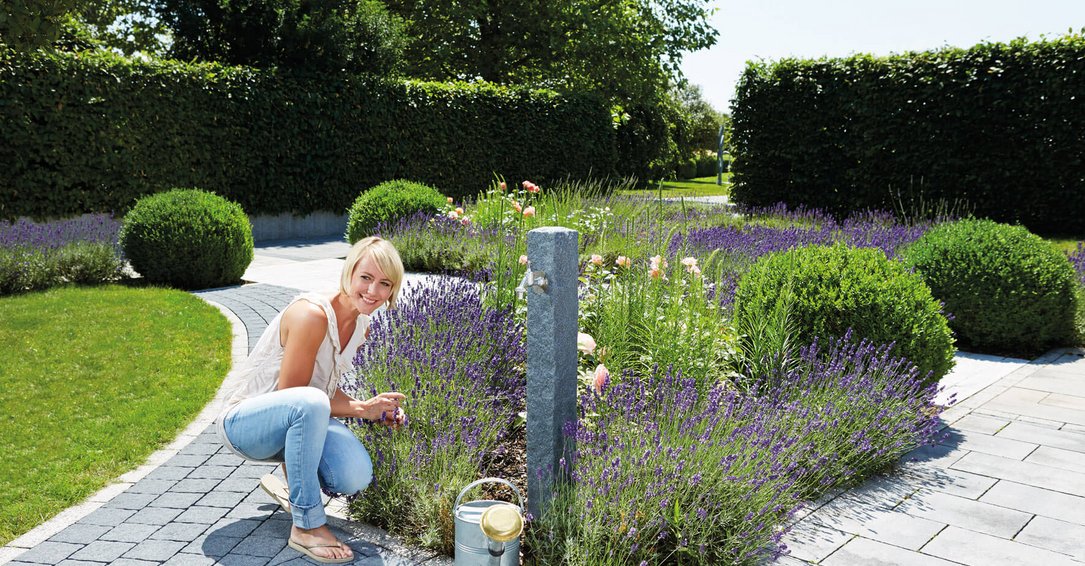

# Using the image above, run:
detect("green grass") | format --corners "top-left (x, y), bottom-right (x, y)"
top-left (1046, 237), bottom-right (1083, 255)
top-left (0, 286), bottom-right (231, 545)
top-left (619, 175), bottom-right (731, 198)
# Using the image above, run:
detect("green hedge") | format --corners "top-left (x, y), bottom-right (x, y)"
top-left (730, 34), bottom-right (1085, 235)
top-left (0, 49), bottom-right (616, 220)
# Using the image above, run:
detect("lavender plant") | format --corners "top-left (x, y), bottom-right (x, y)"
top-left (345, 277), bottom-right (526, 554)
top-left (527, 333), bottom-right (945, 565)
top-left (0, 214), bottom-right (124, 295)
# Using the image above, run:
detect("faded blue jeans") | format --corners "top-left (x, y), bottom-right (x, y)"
top-left (221, 387), bottom-right (373, 528)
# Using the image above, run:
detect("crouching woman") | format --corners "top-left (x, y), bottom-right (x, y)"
top-left (216, 236), bottom-right (407, 564)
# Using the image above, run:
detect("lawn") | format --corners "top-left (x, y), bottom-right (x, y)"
top-left (0, 286), bottom-right (231, 545)
top-left (618, 174), bottom-right (731, 198)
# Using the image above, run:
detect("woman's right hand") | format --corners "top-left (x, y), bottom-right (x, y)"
top-left (361, 392), bottom-right (405, 422)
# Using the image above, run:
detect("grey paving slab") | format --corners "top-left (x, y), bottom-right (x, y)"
top-left (126, 478), bottom-right (179, 494)
top-left (101, 522), bottom-right (160, 543)
top-left (778, 519), bottom-right (854, 562)
top-left (171, 478), bottom-right (223, 493)
top-left (1016, 415), bottom-right (1066, 429)
top-left (951, 451), bottom-right (1085, 497)
top-left (174, 505), bottom-right (230, 525)
top-left (216, 553), bottom-right (271, 566)
top-left (921, 525), bottom-right (1079, 566)
top-left (122, 539), bottom-right (188, 561)
top-left (144, 465), bottom-right (195, 481)
top-left (152, 491), bottom-right (205, 509)
top-left (897, 463), bottom-right (998, 500)
top-left (68, 540), bottom-right (135, 562)
top-left (104, 491), bottom-right (160, 510)
top-left (184, 533), bottom-right (243, 558)
top-left (187, 465), bottom-right (237, 480)
top-left (161, 553), bottom-right (217, 566)
top-left (950, 413), bottom-right (1011, 435)
top-left (897, 489), bottom-right (1032, 537)
top-left (79, 507), bottom-right (136, 527)
top-left (127, 506), bottom-right (184, 526)
top-left (47, 524), bottom-right (111, 545)
top-left (996, 420), bottom-right (1085, 453)
top-left (110, 559), bottom-right (159, 566)
top-left (1018, 373), bottom-right (1085, 397)
top-left (207, 518), bottom-right (263, 539)
top-left (979, 480), bottom-right (1085, 525)
top-left (985, 388), bottom-right (1085, 426)
top-left (11, 541), bottom-right (82, 564)
top-left (230, 535), bottom-right (287, 557)
top-left (1015, 515), bottom-right (1085, 561)
top-left (1025, 445), bottom-right (1085, 471)
top-left (938, 427), bottom-right (1038, 460)
top-left (149, 522), bottom-right (210, 542)
top-left (821, 537), bottom-right (957, 566)
top-left (197, 490), bottom-right (249, 509)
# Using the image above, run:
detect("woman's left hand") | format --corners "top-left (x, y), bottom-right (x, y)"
top-left (379, 407), bottom-right (407, 429)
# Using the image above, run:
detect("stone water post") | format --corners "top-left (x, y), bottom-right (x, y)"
top-left (524, 227), bottom-right (578, 521)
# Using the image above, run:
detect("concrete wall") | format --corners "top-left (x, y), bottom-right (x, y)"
top-left (249, 211), bottom-right (347, 242)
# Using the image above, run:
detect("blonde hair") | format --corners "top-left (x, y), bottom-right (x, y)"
top-left (340, 237), bottom-right (405, 309)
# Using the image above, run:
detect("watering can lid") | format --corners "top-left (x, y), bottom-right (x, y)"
top-left (480, 504), bottom-right (523, 542)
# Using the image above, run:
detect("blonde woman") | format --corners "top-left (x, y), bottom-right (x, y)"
top-left (217, 237), bottom-right (406, 563)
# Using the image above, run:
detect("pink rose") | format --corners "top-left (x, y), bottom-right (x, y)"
top-left (523, 206), bottom-right (536, 218)
top-left (518, 254), bottom-right (528, 266)
top-left (577, 332), bottom-right (596, 354)
top-left (593, 364), bottom-right (609, 392)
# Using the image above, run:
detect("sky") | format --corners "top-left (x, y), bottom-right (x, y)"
top-left (681, 0), bottom-right (1085, 112)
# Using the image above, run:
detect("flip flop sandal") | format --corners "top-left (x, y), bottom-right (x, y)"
top-left (288, 538), bottom-right (354, 564)
top-left (260, 474), bottom-right (291, 513)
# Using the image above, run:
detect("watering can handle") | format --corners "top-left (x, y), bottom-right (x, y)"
top-left (454, 477), bottom-right (526, 513)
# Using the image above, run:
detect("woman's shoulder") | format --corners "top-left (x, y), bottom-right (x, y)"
top-left (282, 299), bottom-right (330, 334)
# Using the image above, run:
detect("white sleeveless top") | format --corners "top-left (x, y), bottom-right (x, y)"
top-left (216, 292), bottom-right (371, 455)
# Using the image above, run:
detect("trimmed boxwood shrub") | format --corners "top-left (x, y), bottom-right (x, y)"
top-left (734, 243), bottom-right (955, 383)
top-left (900, 219), bottom-right (1078, 356)
top-left (346, 180), bottom-right (447, 243)
top-left (120, 189), bottom-right (253, 290)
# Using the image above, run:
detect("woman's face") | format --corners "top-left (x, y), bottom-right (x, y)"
top-left (348, 253), bottom-right (395, 315)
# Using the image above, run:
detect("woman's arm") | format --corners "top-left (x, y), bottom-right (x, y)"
top-left (330, 387), bottom-right (405, 422)
top-left (277, 301), bottom-right (329, 390)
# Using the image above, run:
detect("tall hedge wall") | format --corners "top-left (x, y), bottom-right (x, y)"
top-left (0, 49), bottom-right (617, 220)
top-left (730, 35), bottom-right (1085, 235)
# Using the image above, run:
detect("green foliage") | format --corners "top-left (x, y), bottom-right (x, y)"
top-left (734, 244), bottom-right (956, 383)
top-left (730, 34), bottom-right (1085, 235)
top-left (0, 286), bottom-right (230, 545)
top-left (0, 0), bottom-right (79, 50)
top-left (383, 0), bottom-right (717, 102)
top-left (900, 219), bottom-right (1078, 356)
top-left (119, 189), bottom-right (253, 290)
top-left (160, 0), bottom-right (407, 75)
top-left (0, 242), bottom-right (122, 296)
top-left (345, 180), bottom-right (447, 243)
top-left (0, 49), bottom-right (616, 219)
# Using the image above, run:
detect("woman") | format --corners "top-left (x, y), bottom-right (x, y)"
top-left (216, 236), bottom-right (407, 564)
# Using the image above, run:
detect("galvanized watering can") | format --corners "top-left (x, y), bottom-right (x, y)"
top-left (453, 477), bottom-right (525, 566)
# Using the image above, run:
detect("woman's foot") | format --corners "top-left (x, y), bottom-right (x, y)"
top-left (289, 525), bottom-right (354, 563)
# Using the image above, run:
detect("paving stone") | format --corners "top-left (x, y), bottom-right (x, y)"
top-left (48, 523), bottom-right (111, 544)
top-left (939, 428), bottom-right (1037, 460)
top-left (217, 553), bottom-right (272, 566)
top-left (80, 506), bottom-right (136, 526)
top-left (176, 505), bottom-right (230, 524)
top-left (985, 388), bottom-right (1085, 426)
top-left (102, 522), bottom-right (160, 543)
top-left (206, 453), bottom-right (247, 467)
top-left (217, 477), bottom-right (261, 492)
top-left (1018, 373), bottom-right (1085, 397)
top-left (853, 511), bottom-right (947, 551)
top-left (226, 501), bottom-right (278, 520)
top-left (231, 535), bottom-right (287, 557)
top-left (68, 540), bottom-right (135, 562)
top-left (144, 465), bottom-right (196, 481)
top-left (11, 541), bottom-right (82, 563)
top-left (127, 506), bottom-right (184, 526)
top-left (168, 454), bottom-right (212, 467)
top-left (109, 559), bottom-right (159, 566)
top-left (161, 553), bottom-right (217, 566)
top-left (53, 561), bottom-right (104, 566)
top-left (127, 478), bottom-right (179, 494)
top-left (184, 534), bottom-right (243, 558)
top-left (231, 464), bottom-right (275, 479)
top-left (152, 491), bottom-right (204, 509)
top-left (821, 537), bottom-right (957, 565)
top-left (979, 480), bottom-right (1085, 525)
top-left (951, 451), bottom-right (1085, 497)
top-left (897, 489), bottom-right (1031, 537)
top-left (178, 441), bottom-right (220, 456)
top-left (898, 464), bottom-right (998, 500)
top-left (899, 443), bottom-right (967, 469)
top-left (1064, 423), bottom-right (1085, 434)
top-left (921, 525), bottom-right (1079, 566)
top-left (950, 413), bottom-right (1010, 435)
top-left (1015, 515), bottom-right (1085, 560)
top-left (122, 539), bottom-right (187, 561)
top-left (996, 421), bottom-right (1085, 453)
top-left (1025, 445), bottom-right (1085, 472)
top-left (1015, 416), bottom-right (1065, 429)
top-left (171, 478), bottom-right (222, 493)
top-left (207, 518), bottom-right (264, 539)
top-left (150, 521), bottom-right (210, 542)
top-left (1041, 392), bottom-right (1085, 411)
top-left (197, 489), bottom-right (248, 508)
top-left (778, 519), bottom-right (854, 562)
top-left (251, 518), bottom-right (293, 539)
top-left (187, 465), bottom-right (237, 480)
top-left (104, 491), bottom-right (160, 510)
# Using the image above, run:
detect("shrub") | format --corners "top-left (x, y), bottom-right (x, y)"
top-left (119, 189), bottom-right (253, 290)
top-left (346, 180), bottom-right (447, 243)
top-left (734, 243), bottom-right (955, 383)
top-left (675, 157), bottom-right (697, 179)
top-left (900, 219), bottom-right (1077, 356)
top-left (52, 242), bottom-right (123, 285)
top-left (694, 153), bottom-right (720, 177)
top-left (0, 247), bottom-right (55, 295)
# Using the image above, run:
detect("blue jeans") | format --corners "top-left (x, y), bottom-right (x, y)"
top-left (222, 387), bottom-right (373, 528)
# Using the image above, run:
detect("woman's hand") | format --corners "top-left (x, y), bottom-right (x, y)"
top-left (360, 392), bottom-right (405, 422)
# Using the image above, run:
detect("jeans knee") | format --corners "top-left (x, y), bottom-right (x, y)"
top-left (337, 469), bottom-right (372, 496)
top-left (290, 387), bottom-right (330, 422)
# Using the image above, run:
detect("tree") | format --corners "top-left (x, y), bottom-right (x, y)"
top-left (157, 0), bottom-right (407, 74)
top-left (0, 0), bottom-right (81, 50)
top-left (73, 0), bottom-right (169, 57)
top-left (382, 0), bottom-right (717, 102)
top-left (673, 83), bottom-right (727, 152)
